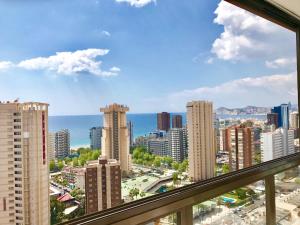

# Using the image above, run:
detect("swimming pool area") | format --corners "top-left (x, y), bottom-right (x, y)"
top-left (221, 196), bottom-right (236, 204)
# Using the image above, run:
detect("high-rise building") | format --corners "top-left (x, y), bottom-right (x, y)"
top-left (168, 127), bottom-right (187, 162)
top-left (225, 126), bottom-right (255, 171)
top-left (85, 157), bottom-right (121, 214)
top-left (48, 132), bottom-right (55, 162)
top-left (100, 103), bottom-right (131, 175)
top-left (127, 121), bottom-right (134, 147)
top-left (186, 101), bottom-right (215, 181)
top-left (55, 129), bottom-right (70, 158)
top-left (172, 115), bottom-right (183, 128)
top-left (157, 112), bottom-right (170, 131)
top-left (290, 112), bottom-right (299, 129)
top-left (272, 104), bottom-right (289, 129)
top-left (220, 128), bottom-right (231, 152)
top-left (148, 138), bottom-right (170, 157)
top-left (0, 101), bottom-right (50, 225)
top-left (213, 113), bottom-right (220, 152)
top-left (267, 113), bottom-right (278, 128)
top-left (261, 128), bottom-right (295, 162)
top-left (89, 127), bottom-right (102, 150)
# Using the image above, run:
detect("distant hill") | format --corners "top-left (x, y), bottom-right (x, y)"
top-left (216, 106), bottom-right (271, 115)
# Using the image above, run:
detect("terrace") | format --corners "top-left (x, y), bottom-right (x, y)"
top-left (59, 1), bottom-right (300, 225)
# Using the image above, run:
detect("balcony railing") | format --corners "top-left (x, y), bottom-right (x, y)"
top-left (60, 152), bottom-right (300, 225)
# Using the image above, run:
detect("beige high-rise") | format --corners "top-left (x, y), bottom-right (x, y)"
top-left (187, 101), bottom-right (215, 182)
top-left (100, 103), bottom-right (131, 175)
top-left (0, 101), bottom-right (50, 225)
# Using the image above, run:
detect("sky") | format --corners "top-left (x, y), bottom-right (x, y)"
top-left (0, 0), bottom-right (297, 115)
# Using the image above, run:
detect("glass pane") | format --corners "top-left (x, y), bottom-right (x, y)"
top-left (193, 181), bottom-right (265, 224)
top-left (275, 167), bottom-right (300, 225)
top-left (0, 0), bottom-right (297, 224)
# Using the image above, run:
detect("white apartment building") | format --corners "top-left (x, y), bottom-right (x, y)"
top-left (0, 101), bottom-right (50, 225)
top-left (167, 127), bottom-right (187, 162)
top-left (55, 129), bottom-right (70, 158)
top-left (261, 128), bottom-right (294, 162)
top-left (148, 138), bottom-right (170, 157)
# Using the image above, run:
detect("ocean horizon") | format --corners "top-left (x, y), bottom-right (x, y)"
top-left (49, 113), bottom-right (266, 148)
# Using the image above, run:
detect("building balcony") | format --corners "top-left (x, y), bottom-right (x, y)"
top-left (60, 153), bottom-right (300, 225)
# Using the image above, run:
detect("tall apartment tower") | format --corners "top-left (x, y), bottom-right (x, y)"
top-left (157, 112), bottom-right (170, 131)
top-left (85, 157), bottom-right (121, 214)
top-left (267, 113), bottom-right (279, 128)
top-left (55, 129), bottom-right (70, 158)
top-left (225, 126), bottom-right (255, 171)
top-left (168, 128), bottom-right (187, 162)
top-left (261, 128), bottom-right (294, 162)
top-left (127, 121), bottom-right (134, 147)
top-left (48, 132), bottom-right (55, 162)
top-left (186, 101), bottom-right (215, 182)
top-left (213, 113), bottom-right (220, 153)
top-left (172, 115), bottom-right (183, 128)
top-left (290, 112), bottom-right (299, 129)
top-left (0, 101), bottom-right (50, 225)
top-left (100, 104), bottom-right (131, 175)
top-left (272, 104), bottom-right (289, 129)
top-left (90, 127), bottom-right (102, 150)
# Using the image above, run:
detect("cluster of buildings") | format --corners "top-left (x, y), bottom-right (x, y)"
top-left (0, 99), bottom-right (298, 224)
top-left (261, 104), bottom-right (298, 162)
top-left (216, 104), bottom-right (299, 173)
top-left (135, 113), bottom-right (188, 162)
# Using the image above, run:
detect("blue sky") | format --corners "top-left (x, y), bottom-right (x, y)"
top-left (0, 0), bottom-right (297, 115)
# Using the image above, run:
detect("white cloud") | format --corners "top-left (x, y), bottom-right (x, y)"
top-left (109, 66), bottom-right (121, 72)
top-left (265, 57), bottom-right (296, 69)
top-left (146, 72), bottom-right (297, 112)
top-left (211, 1), bottom-right (295, 62)
top-left (0, 61), bottom-right (13, 71)
top-left (115, 0), bottom-right (156, 8)
top-left (17, 48), bottom-right (119, 77)
top-left (101, 30), bottom-right (111, 37)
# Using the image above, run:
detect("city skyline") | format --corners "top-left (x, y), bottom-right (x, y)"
top-left (0, 0), bottom-right (297, 115)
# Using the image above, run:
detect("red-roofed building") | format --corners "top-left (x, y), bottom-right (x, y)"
top-left (57, 193), bottom-right (76, 207)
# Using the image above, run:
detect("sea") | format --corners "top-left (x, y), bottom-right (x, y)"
top-left (49, 113), bottom-right (267, 148)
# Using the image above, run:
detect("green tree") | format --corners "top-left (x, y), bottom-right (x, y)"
top-left (222, 164), bottom-right (230, 174)
top-left (49, 160), bottom-right (55, 171)
top-left (72, 157), bottom-right (79, 167)
top-left (235, 188), bottom-right (247, 200)
top-left (91, 150), bottom-right (100, 160)
top-left (172, 162), bottom-right (179, 170)
top-left (140, 192), bottom-right (146, 198)
top-left (57, 161), bottom-right (64, 171)
top-left (153, 157), bottom-right (161, 167)
top-left (255, 152), bottom-right (261, 164)
top-left (64, 157), bottom-right (72, 165)
top-left (172, 172), bottom-right (179, 187)
top-left (163, 156), bottom-right (173, 167)
top-left (50, 196), bottom-right (66, 224)
top-left (129, 188), bottom-right (140, 200)
top-left (79, 158), bottom-right (86, 166)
